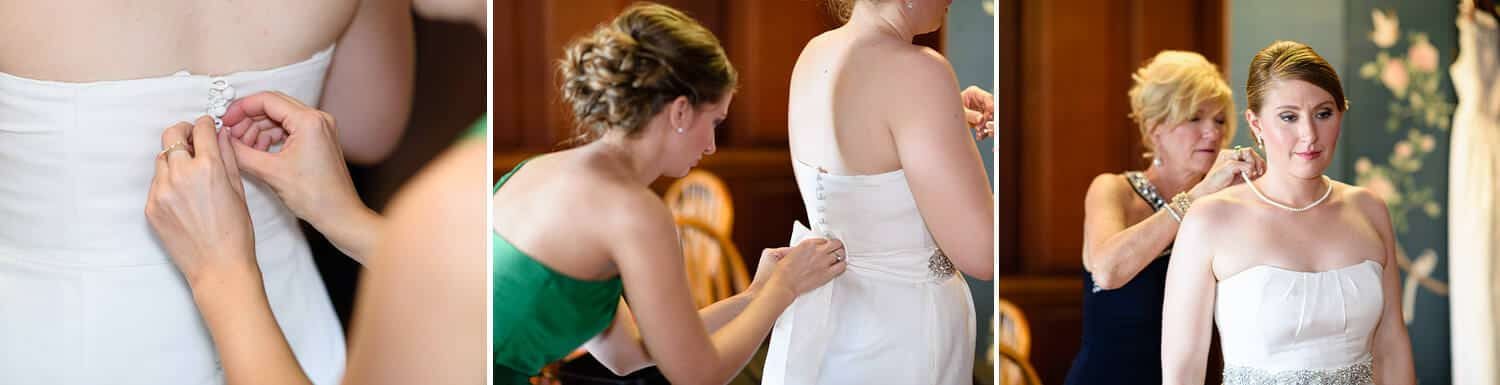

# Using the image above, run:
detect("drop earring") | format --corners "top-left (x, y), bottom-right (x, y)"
top-left (1152, 156), bottom-right (1162, 167)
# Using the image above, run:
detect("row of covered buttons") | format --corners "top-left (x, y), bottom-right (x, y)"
top-left (207, 77), bottom-right (235, 128)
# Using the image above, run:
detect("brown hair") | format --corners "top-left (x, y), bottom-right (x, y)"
top-left (1245, 41), bottom-right (1348, 114)
top-left (828, 0), bottom-right (854, 22)
top-left (559, 2), bottom-right (738, 139)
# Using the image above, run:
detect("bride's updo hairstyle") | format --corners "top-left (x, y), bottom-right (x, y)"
top-left (1245, 40), bottom-right (1348, 116)
top-left (826, 0), bottom-right (861, 22)
top-left (559, 2), bottom-right (737, 141)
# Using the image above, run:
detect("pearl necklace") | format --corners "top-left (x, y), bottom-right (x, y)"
top-left (1241, 172), bottom-right (1333, 212)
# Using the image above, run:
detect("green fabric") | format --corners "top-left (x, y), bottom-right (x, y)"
top-left (492, 158), bottom-right (624, 378)
top-left (464, 115), bottom-right (487, 140)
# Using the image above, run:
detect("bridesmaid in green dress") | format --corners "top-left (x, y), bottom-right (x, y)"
top-left (492, 3), bottom-right (848, 384)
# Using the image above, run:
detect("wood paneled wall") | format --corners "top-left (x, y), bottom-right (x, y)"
top-left (998, 0), bottom-right (1225, 382)
top-left (494, 0), bottom-right (942, 271)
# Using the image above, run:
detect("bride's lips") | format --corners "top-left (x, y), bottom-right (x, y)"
top-left (1294, 150), bottom-right (1322, 160)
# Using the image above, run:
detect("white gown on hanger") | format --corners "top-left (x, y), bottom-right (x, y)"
top-left (0, 47), bottom-right (346, 385)
top-left (1449, 9), bottom-right (1500, 385)
top-left (761, 159), bottom-right (976, 385)
top-left (1215, 260), bottom-right (1384, 384)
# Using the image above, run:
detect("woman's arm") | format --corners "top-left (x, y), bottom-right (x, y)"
top-left (343, 139), bottom-right (489, 385)
top-left (1159, 198), bottom-right (1224, 385)
top-left (190, 261), bottom-right (313, 385)
top-left (1081, 174), bottom-right (1179, 290)
top-left (591, 191), bottom-right (843, 384)
top-left (1086, 150), bottom-right (1260, 289)
top-left (586, 247), bottom-right (790, 375)
top-left (1354, 190), bottom-right (1416, 383)
top-left (319, 0), bottom-right (415, 165)
top-left (888, 48), bottom-right (994, 280)
top-left (147, 117), bottom-right (313, 385)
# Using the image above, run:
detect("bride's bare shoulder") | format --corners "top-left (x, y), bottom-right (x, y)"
top-left (1183, 184), bottom-right (1258, 225)
top-left (1336, 181), bottom-right (1396, 234)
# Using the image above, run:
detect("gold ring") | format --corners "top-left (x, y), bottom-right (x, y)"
top-left (159, 141), bottom-right (190, 158)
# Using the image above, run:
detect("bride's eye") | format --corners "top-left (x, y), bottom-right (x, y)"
top-left (1315, 109), bottom-right (1333, 120)
top-left (1279, 112), bottom-right (1298, 123)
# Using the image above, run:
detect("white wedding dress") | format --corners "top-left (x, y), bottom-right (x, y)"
top-left (1449, 9), bottom-right (1500, 385)
top-left (0, 47), bottom-right (345, 384)
top-left (1215, 260), bottom-right (1384, 384)
top-left (761, 158), bottom-right (976, 385)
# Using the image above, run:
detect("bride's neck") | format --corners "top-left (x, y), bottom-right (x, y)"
top-left (845, 2), bottom-right (915, 42)
top-left (1251, 167), bottom-right (1329, 206)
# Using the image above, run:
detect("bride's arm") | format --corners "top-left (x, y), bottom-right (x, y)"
top-left (1353, 189), bottom-right (1416, 383)
top-left (888, 48), bottom-right (994, 280)
top-left (1160, 198), bottom-right (1223, 384)
top-left (319, 0), bottom-right (415, 165)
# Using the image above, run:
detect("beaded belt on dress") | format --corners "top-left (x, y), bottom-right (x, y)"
top-left (1222, 357), bottom-right (1374, 385)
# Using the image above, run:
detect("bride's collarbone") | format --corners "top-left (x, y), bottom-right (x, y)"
top-left (1204, 213), bottom-right (1384, 279)
top-left (1209, 231), bottom-right (1385, 280)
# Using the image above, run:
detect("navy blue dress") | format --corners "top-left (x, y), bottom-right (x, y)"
top-left (1064, 171), bottom-right (1172, 385)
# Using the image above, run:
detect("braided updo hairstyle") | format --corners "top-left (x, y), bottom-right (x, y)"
top-left (827, 0), bottom-right (856, 21)
top-left (559, 2), bottom-right (738, 140)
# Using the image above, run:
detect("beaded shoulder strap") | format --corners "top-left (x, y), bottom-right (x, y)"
top-left (1123, 171), bottom-right (1174, 259)
top-left (1123, 171), bottom-right (1169, 211)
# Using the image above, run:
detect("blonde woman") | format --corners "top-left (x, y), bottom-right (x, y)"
top-left (1065, 50), bottom-right (1262, 385)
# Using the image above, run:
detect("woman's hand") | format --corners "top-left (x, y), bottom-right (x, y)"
top-left (761, 238), bottom-right (846, 298)
top-left (148, 116), bottom-right (313, 385)
top-left (222, 91), bottom-right (381, 263)
top-left (961, 85), bottom-right (994, 141)
top-left (747, 246), bottom-right (792, 295)
top-left (146, 116), bottom-right (257, 286)
top-left (1187, 147), bottom-right (1266, 200)
top-left (222, 92), bottom-right (361, 226)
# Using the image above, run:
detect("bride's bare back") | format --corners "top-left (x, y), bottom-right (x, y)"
top-left (0, 0), bottom-right (356, 81)
top-left (787, 23), bottom-right (994, 278)
top-left (787, 28), bottom-right (913, 174)
top-left (0, 0), bottom-right (415, 163)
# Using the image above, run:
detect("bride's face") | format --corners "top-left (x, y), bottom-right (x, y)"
top-left (1245, 79), bottom-right (1342, 180)
top-left (662, 94), bottom-right (733, 178)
